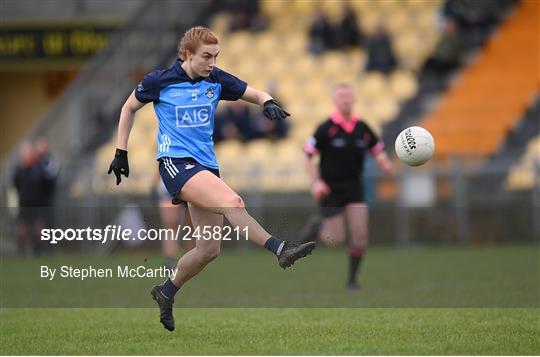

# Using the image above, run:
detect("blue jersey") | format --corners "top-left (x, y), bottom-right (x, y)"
top-left (134, 59), bottom-right (247, 169)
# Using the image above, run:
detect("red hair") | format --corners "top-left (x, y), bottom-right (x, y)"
top-left (178, 26), bottom-right (219, 60)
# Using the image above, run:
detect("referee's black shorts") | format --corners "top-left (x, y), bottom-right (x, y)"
top-left (319, 179), bottom-right (365, 218)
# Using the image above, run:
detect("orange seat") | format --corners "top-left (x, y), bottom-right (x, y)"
top-left (421, 0), bottom-right (539, 159)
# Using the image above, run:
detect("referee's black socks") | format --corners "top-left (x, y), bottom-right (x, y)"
top-left (348, 245), bottom-right (365, 284)
top-left (264, 236), bottom-right (285, 256)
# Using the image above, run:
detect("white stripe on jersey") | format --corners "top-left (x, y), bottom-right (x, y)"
top-left (160, 134), bottom-right (171, 153)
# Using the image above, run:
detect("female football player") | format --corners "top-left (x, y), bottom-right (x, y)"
top-left (108, 26), bottom-right (315, 331)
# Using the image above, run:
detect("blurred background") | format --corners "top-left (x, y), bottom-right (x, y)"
top-left (0, 0), bottom-right (539, 256)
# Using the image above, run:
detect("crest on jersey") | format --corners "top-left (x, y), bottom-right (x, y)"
top-left (136, 82), bottom-right (144, 92)
top-left (205, 88), bottom-right (215, 99)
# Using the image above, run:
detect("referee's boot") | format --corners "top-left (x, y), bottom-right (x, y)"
top-left (298, 216), bottom-right (322, 244)
top-left (278, 241), bottom-right (316, 269)
top-left (346, 281), bottom-right (361, 291)
top-left (150, 285), bottom-right (175, 331)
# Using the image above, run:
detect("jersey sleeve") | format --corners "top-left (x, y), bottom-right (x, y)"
top-left (214, 67), bottom-right (248, 101)
top-left (304, 123), bottom-right (326, 156)
top-left (363, 123), bottom-right (385, 155)
top-left (134, 70), bottom-right (161, 103)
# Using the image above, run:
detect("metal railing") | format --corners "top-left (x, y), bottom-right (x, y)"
top-left (1, 154), bottom-right (538, 255)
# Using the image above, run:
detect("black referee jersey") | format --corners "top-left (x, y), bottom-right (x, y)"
top-left (304, 113), bottom-right (384, 182)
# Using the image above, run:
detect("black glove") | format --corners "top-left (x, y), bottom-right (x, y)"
top-left (107, 148), bottom-right (129, 185)
top-left (263, 99), bottom-right (290, 120)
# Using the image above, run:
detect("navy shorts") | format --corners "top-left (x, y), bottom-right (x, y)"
top-left (159, 157), bottom-right (220, 205)
top-left (319, 179), bottom-right (365, 218)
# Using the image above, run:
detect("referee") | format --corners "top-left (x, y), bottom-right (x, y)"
top-left (303, 84), bottom-right (393, 290)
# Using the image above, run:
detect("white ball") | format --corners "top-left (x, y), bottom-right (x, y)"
top-left (395, 126), bottom-right (435, 166)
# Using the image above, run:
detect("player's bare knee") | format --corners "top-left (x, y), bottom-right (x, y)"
top-left (200, 246), bottom-right (220, 262)
top-left (320, 234), bottom-right (344, 247)
top-left (223, 194), bottom-right (244, 209)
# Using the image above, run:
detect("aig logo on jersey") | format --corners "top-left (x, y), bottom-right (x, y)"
top-left (176, 104), bottom-right (212, 128)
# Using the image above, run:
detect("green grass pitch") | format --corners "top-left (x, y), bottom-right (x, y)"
top-left (1, 245), bottom-right (539, 354)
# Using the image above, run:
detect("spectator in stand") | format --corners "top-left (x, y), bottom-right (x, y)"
top-left (215, 0), bottom-right (268, 33)
top-left (422, 19), bottom-right (465, 74)
top-left (13, 141), bottom-right (45, 255)
top-left (214, 101), bottom-right (256, 143)
top-left (213, 106), bottom-right (241, 144)
top-left (442, 0), bottom-right (514, 47)
top-left (365, 25), bottom-right (396, 75)
top-left (228, 101), bottom-right (258, 141)
top-left (251, 112), bottom-right (289, 141)
top-left (335, 4), bottom-right (363, 49)
top-left (35, 137), bottom-right (60, 230)
top-left (308, 8), bottom-right (336, 55)
top-left (443, 0), bottom-right (497, 31)
top-left (215, 91), bottom-right (289, 144)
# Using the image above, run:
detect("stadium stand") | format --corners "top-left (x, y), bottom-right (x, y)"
top-left (421, 0), bottom-right (540, 159)
top-left (2, 0), bottom-right (537, 252)
top-left (91, 0), bottom-right (443, 194)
